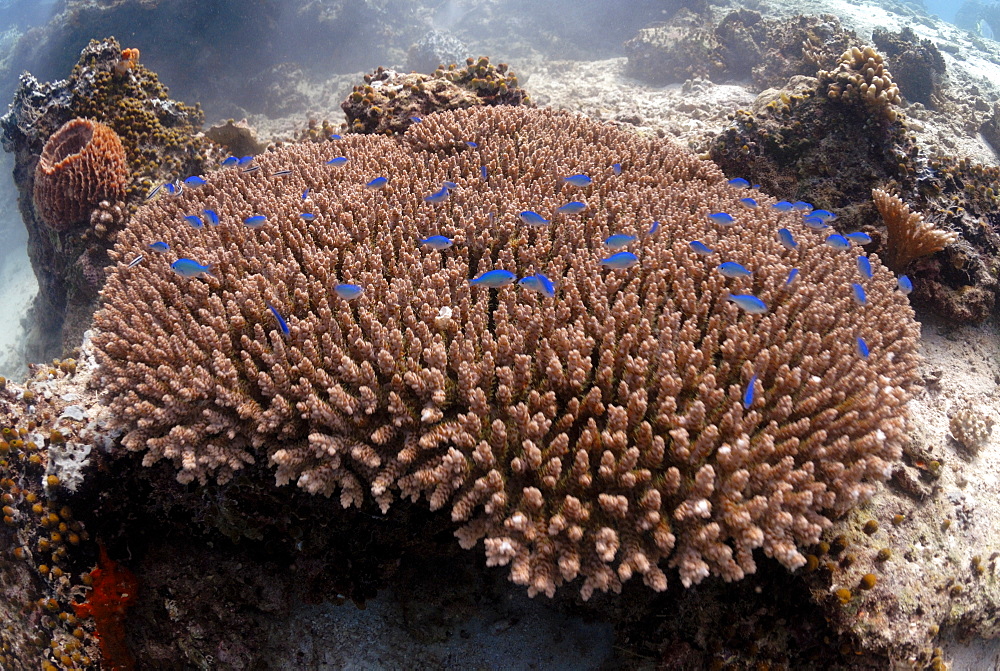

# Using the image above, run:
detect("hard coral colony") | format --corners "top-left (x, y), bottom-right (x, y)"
top-left (93, 106), bottom-right (920, 599)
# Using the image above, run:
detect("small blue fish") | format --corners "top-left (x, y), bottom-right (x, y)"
top-left (424, 186), bottom-right (450, 204)
top-left (465, 141), bottom-right (478, 148)
top-left (802, 216), bottom-right (828, 230)
top-left (856, 336), bottom-right (870, 358)
top-left (470, 269), bottom-right (516, 288)
top-left (851, 283), bottom-right (867, 305)
top-left (727, 177), bottom-right (750, 189)
top-left (184, 175), bottom-right (207, 185)
top-left (267, 304), bottom-right (290, 335)
top-left (443, 181), bottom-right (458, 190)
top-left (771, 200), bottom-right (794, 212)
top-left (518, 273), bottom-right (556, 298)
top-left (148, 241), bottom-right (169, 253)
top-left (612, 163), bottom-right (621, 175)
top-left (244, 215), bottom-right (267, 228)
top-left (604, 234), bottom-right (637, 249)
top-left (145, 183), bottom-right (164, 201)
top-left (327, 157), bottom-right (348, 167)
top-left (557, 201), bottom-right (587, 214)
top-left (409, 116), bottom-right (422, 123)
top-left (221, 156), bottom-right (239, 167)
top-left (811, 209), bottom-right (837, 222)
top-left (707, 212), bottom-right (735, 226)
top-left (897, 275), bottom-right (913, 294)
top-left (335, 284), bottom-right (364, 300)
top-left (329, 134), bottom-right (342, 139)
top-left (825, 234), bottom-right (850, 249)
top-left (647, 221), bottom-right (660, 236)
top-left (563, 174), bottom-right (592, 187)
top-left (420, 235), bottom-right (454, 250)
top-left (127, 255), bottom-right (144, 268)
top-left (856, 256), bottom-right (873, 279)
top-left (241, 165), bottom-right (261, 174)
top-left (238, 156), bottom-right (254, 165)
top-left (776, 228), bottom-right (797, 250)
top-left (791, 201), bottom-right (813, 212)
top-left (171, 258), bottom-right (214, 278)
top-left (743, 374), bottom-right (758, 409)
top-left (271, 169), bottom-right (292, 177)
top-left (519, 211), bottom-right (550, 227)
top-left (739, 197), bottom-right (759, 209)
top-left (300, 213), bottom-right (316, 221)
top-left (302, 188), bottom-right (310, 199)
top-left (203, 209), bottom-right (219, 226)
top-left (845, 232), bottom-right (873, 245)
top-left (480, 166), bottom-right (488, 180)
top-left (727, 294), bottom-right (768, 314)
top-left (718, 262), bottom-right (752, 278)
top-left (689, 240), bottom-right (714, 255)
top-left (365, 177), bottom-right (388, 190)
top-left (601, 252), bottom-right (639, 269)
top-left (183, 215), bottom-right (204, 229)
top-left (785, 268), bottom-right (799, 285)
top-left (163, 182), bottom-right (180, 195)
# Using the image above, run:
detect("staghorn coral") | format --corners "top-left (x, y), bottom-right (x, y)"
top-left (32, 118), bottom-right (128, 231)
top-left (818, 46), bottom-right (901, 121)
top-left (93, 106), bottom-right (920, 598)
top-left (872, 188), bottom-right (958, 273)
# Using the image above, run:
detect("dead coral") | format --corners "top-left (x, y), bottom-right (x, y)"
top-left (872, 189), bottom-right (958, 272)
top-left (93, 106), bottom-right (920, 599)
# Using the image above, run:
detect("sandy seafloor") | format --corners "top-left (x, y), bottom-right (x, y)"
top-left (1, 0), bottom-right (1000, 667)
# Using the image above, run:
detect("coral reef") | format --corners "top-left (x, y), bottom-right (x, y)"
top-left (342, 58), bottom-right (530, 135)
top-left (871, 188), bottom-right (958, 272)
top-left (93, 106), bottom-right (920, 599)
top-left (710, 44), bottom-right (998, 324)
top-left (32, 119), bottom-right (128, 231)
top-left (0, 37), bottom-right (216, 366)
top-left (624, 11), bottom-right (856, 90)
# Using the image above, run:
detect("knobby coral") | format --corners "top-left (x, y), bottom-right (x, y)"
top-left (93, 107), bottom-right (920, 598)
top-left (32, 118), bottom-right (128, 231)
top-left (818, 46), bottom-right (901, 121)
top-left (872, 188), bottom-right (958, 272)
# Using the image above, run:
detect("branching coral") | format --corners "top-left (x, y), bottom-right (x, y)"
top-left (93, 107), bottom-right (920, 598)
top-left (872, 188), bottom-right (958, 272)
top-left (32, 118), bottom-right (128, 231)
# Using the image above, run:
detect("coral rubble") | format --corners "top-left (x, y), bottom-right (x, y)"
top-left (93, 106), bottom-right (919, 599)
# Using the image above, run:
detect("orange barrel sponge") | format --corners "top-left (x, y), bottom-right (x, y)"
top-left (33, 118), bottom-right (128, 230)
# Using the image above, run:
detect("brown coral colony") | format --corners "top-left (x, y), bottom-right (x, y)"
top-left (93, 106), bottom-right (920, 599)
top-left (33, 118), bottom-right (128, 231)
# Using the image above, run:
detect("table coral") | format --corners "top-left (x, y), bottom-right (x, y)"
top-left (33, 119), bottom-right (128, 231)
top-left (93, 106), bottom-right (920, 599)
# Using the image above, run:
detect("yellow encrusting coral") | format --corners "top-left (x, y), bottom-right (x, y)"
top-left (818, 46), bottom-right (902, 121)
top-left (93, 106), bottom-right (920, 599)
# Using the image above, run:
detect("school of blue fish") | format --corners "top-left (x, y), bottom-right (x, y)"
top-left (133, 145), bottom-right (915, 415)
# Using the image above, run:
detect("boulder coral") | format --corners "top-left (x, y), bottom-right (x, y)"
top-left (93, 106), bottom-right (920, 599)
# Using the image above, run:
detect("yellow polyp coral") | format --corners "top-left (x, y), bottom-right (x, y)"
top-left (94, 106), bottom-right (920, 599)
